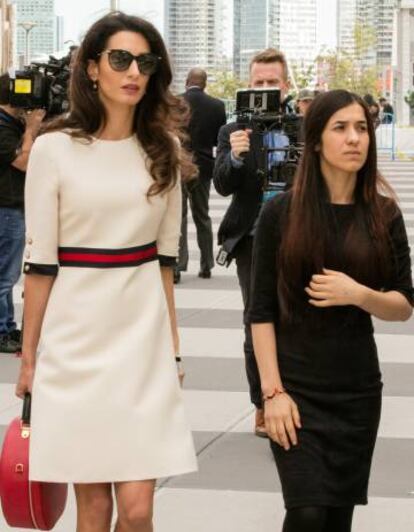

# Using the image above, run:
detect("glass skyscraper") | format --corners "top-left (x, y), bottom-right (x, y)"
top-left (164, 0), bottom-right (223, 93)
top-left (337, 0), bottom-right (395, 69)
top-left (16, 0), bottom-right (55, 60)
top-left (233, 0), bottom-right (319, 82)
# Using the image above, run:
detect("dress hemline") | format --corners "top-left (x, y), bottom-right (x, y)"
top-left (29, 464), bottom-right (198, 484)
top-left (284, 496), bottom-right (368, 510)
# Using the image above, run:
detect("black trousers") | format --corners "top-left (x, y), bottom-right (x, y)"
top-left (234, 236), bottom-right (262, 408)
top-left (177, 179), bottom-right (214, 273)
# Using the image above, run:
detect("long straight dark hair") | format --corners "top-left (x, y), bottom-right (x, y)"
top-left (46, 11), bottom-right (196, 195)
top-left (278, 90), bottom-right (397, 320)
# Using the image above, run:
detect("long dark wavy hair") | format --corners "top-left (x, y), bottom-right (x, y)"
top-left (45, 11), bottom-right (196, 196)
top-left (278, 89), bottom-right (397, 320)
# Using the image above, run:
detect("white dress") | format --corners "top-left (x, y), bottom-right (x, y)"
top-left (24, 131), bottom-right (197, 483)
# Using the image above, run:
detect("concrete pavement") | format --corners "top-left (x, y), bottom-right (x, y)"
top-left (1, 155), bottom-right (413, 531)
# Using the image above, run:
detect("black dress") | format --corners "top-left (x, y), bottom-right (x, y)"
top-left (247, 193), bottom-right (414, 510)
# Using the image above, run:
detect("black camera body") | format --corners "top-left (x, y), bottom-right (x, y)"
top-left (9, 52), bottom-right (71, 117)
top-left (235, 88), bottom-right (303, 199)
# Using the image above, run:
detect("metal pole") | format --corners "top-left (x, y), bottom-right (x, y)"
top-left (24, 29), bottom-right (29, 66)
top-left (18, 22), bottom-right (36, 66)
top-left (110, 0), bottom-right (119, 11)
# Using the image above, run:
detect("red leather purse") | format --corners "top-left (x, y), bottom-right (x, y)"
top-left (0, 393), bottom-right (68, 530)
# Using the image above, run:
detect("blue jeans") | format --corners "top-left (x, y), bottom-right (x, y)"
top-left (0, 207), bottom-right (25, 335)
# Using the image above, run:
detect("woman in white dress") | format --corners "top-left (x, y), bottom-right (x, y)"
top-left (16, 12), bottom-right (197, 532)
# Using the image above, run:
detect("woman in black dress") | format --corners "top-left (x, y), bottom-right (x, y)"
top-left (247, 90), bottom-right (413, 532)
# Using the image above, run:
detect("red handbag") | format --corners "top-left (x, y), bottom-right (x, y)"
top-left (0, 393), bottom-right (68, 530)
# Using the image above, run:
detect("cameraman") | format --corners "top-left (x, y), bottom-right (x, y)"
top-left (213, 49), bottom-right (291, 437)
top-left (0, 73), bottom-right (45, 353)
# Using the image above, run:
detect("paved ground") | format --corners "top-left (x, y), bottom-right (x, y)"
top-left (1, 155), bottom-right (413, 531)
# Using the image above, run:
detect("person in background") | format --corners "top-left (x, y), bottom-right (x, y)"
top-left (363, 94), bottom-right (380, 129)
top-left (0, 73), bottom-right (44, 353)
top-left (174, 67), bottom-right (226, 284)
top-left (214, 48), bottom-right (291, 438)
top-left (296, 88), bottom-right (314, 116)
top-left (369, 102), bottom-right (380, 129)
top-left (379, 97), bottom-right (394, 124)
top-left (248, 90), bottom-right (413, 532)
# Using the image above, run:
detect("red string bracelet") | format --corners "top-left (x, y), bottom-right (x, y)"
top-left (263, 387), bottom-right (286, 401)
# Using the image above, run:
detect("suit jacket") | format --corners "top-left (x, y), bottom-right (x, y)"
top-left (213, 122), bottom-right (264, 254)
top-left (184, 87), bottom-right (227, 181)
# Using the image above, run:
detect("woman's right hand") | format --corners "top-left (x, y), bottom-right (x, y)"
top-left (264, 393), bottom-right (301, 450)
top-left (15, 361), bottom-right (35, 399)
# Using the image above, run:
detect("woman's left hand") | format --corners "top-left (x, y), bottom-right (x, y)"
top-left (305, 268), bottom-right (366, 307)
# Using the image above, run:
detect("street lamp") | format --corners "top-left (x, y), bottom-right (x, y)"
top-left (18, 21), bottom-right (37, 66)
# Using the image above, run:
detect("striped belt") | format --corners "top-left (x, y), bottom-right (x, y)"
top-left (58, 242), bottom-right (158, 268)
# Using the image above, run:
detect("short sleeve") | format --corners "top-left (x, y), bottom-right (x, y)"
top-left (23, 136), bottom-right (59, 276)
top-left (386, 211), bottom-right (414, 306)
top-left (0, 126), bottom-right (21, 165)
top-left (157, 178), bottom-right (182, 267)
top-left (246, 199), bottom-right (281, 323)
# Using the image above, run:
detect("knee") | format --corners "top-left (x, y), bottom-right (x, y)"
top-left (88, 494), bottom-right (113, 518)
top-left (76, 490), bottom-right (113, 524)
top-left (117, 500), bottom-right (153, 529)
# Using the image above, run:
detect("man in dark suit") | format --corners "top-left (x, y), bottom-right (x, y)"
top-left (213, 49), bottom-right (290, 437)
top-left (174, 68), bottom-right (227, 283)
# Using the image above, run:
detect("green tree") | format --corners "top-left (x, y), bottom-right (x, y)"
top-left (207, 70), bottom-right (246, 100)
top-left (404, 91), bottom-right (414, 109)
top-left (316, 22), bottom-right (379, 96)
top-left (290, 63), bottom-right (315, 91)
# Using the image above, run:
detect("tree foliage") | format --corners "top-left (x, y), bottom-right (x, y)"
top-left (316, 22), bottom-right (379, 96)
top-left (404, 91), bottom-right (414, 109)
top-left (207, 70), bottom-right (246, 100)
top-left (290, 63), bottom-right (315, 91)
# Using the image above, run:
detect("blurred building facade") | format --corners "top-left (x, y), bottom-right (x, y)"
top-left (337, 0), bottom-right (395, 95)
top-left (233, 0), bottom-right (318, 82)
top-left (164, 0), bottom-right (224, 93)
top-left (16, 0), bottom-right (55, 61)
top-left (233, 0), bottom-right (276, 81)
top-left (337, 0), bottom-right (358, 57)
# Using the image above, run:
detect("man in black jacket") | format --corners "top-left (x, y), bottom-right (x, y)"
top-left (213, 49), bottom-right (290, 437)
top-left (174, 68), bottom-right (226, 283)
top-left (0, 74), bottom-right (44, 353)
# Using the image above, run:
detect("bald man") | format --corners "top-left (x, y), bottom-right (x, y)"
top-left (174, 68), bottom-right (226, 283)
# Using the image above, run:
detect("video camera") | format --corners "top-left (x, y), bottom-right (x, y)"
top-left (9, 50), bottom-right (73, 117)
top-left (235, 88), bottom-right (303, 200)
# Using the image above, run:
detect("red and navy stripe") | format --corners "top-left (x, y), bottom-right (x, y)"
top-left (58, 242), bottom-right (158, 268)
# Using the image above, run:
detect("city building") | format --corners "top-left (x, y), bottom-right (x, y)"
top-left (278, 0), bottom-right (318, 77)
top-left (164, 0), bottom-right (224, 93)
top-left (393, 0), bottom-right (414, 125)
top-left (337, 0), bottom-right (358, 56)
top-left (233, 0), bottom-right (273, 81)
top-left (16, 0), bottom-right (55, 63)
top-left (0, 0), bottom-right (15, 72)
top-left (233, 0), bottom-right (318, 83)
top-left (337, 0), bottom-right (396, 93)
top-left (375, 0), bottom-right (396, 70)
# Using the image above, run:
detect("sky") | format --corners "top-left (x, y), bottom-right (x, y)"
top-left (55, 0), bottom-right (337, 54)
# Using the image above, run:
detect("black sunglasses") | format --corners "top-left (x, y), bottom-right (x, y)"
top-left (99, 49), bottom-right (161, 75)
